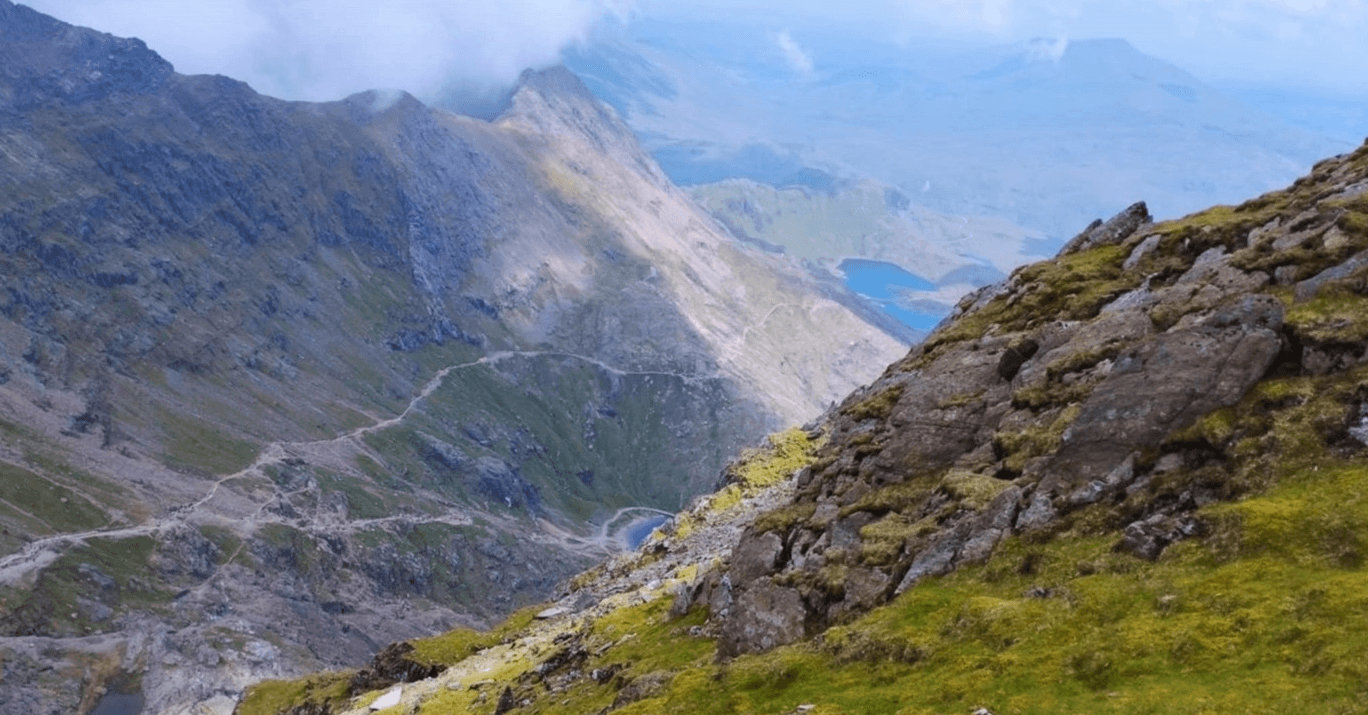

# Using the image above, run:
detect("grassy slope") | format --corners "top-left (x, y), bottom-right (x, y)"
top-left (240, 395), bottom-right (1368, 714)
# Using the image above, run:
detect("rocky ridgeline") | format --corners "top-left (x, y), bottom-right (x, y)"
top-left (240, 139), bottom-right (1368, 714)
top-left (704, 143), bottom-right (1368, 655)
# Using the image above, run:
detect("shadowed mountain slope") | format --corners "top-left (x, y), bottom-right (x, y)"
top-left (0, 3), bottom-right (906, 713)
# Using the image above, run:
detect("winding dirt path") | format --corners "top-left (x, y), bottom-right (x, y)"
top-left (0, 349), bottom-right (713, 586)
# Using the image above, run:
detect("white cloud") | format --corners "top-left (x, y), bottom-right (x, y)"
top-left (775, 30), bottom-right (815, 75)
top-left (26, 0), bottom-right (634, 101)
top-left (23, 0), bottom-right (1368, 99)
top-left (1024, 36), bottom-right (1069, 62)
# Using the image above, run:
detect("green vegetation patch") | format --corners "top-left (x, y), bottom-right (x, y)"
top-left (994, 405), bottom-right (1082, 473)
top-left (235, 673), bottom-right (352, 715)
top-left (0, 460), bottom-right (109, 535)
top-left (409, 603), bottom-right (544, 666)
top-left (842, 385), bottom-right (904, 422)
top-left (1010, 381), bottom-right (1093, 411)
top-left (940, 471), bottom-right (1014, 510)
top-left (315, 469), bottom-right (389, 520)
top-left (0, 535), bottom-right (163, 637)
top-left (919, 245), bottom-right (1135, 362)
top-left (160, 413), bottom-right (260, 475)
top-left (753, 502), bottom-right (817, 535)
top-left (1284, 279), bottom-right (1368, 345)
top-left (728, 428), bottom-right (820, 489)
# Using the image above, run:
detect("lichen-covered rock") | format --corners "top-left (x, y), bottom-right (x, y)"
top-left (703, 140), bottom-right (1368, 659)
top-left (719, 580), bottom-right (807, 657)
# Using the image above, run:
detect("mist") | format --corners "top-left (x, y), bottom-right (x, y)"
top-left (22, 0), bottom-right (1368, 102)
top-left (25, 0), bottom-right (633, 102)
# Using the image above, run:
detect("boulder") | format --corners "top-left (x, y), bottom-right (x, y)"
top-left (1058, 202), bottom-right (1151, 256)
top-left (1041, 295), bottom-right (1284, 497)
top-left (719, 580), bottom-right (807, 657)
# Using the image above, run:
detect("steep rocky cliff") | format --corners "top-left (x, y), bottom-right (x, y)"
top-left (0, 3), bottom-right (906, 714)
top-left (246, 140), bottom-right (1368, 714)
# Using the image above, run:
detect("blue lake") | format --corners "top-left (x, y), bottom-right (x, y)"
top-left (624, 515), bottom-right (670, 549)
top-left (839, 258), bottom-right (943, 331)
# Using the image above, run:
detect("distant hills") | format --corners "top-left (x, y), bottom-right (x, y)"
top-left (565, 22), bottom-right (1353, 326)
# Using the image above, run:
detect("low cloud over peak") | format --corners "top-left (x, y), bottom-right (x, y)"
top-left (27, 0), bottom-right (634, 102)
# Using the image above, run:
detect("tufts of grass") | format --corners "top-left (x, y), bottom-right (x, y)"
top-left (920, 244), bottom-right (1135, 360)
top-left (729, 429), bottom-right (819, 489)
top-left (1284, 279), bottom-right (1368, 346)
top-left (842, 386), bottom-right (904, 422)
top-left (994, 405), bottom-right (1081, 473)
top-left (234, 673), bottom-right (351, 715)
top-left (753, 502), bottom-right (817, 535)
top-left (408, 603), bottom-right (544, 666)
top-left (939, 470), bottom-right (1014, 510)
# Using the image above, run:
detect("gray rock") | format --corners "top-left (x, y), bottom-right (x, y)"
top-left (1016, 494), bottom-right (1058, 532)
top-left (719, 580), bottom-right (807, 657)
top-left (1066, 454), bottom-right (1136, 506)
top-left (1122, 234), bottom-right (1162, 271)
top-left (613, 671), bottom-right (674, 708)
top-left (1118, 513), bottom-right (1203, 560)
top-left (1058, 202), bottom-right (1151, 256)
top-left (730, 531), bottom-right (785, 584)
top-left (894, 519), bottom-right (973, 594)
top-left (1043, 295), bottom-right (1283, 496)
top-left (1294, 249), bottom-right (1368, 303)
top-left (958, 486), bottom-right (1023, 564)
top-left (1100, 279), bottom-right (1155, 314)
top-left (828, 513), bottom-right (874, 553)
top-left (835, 567), bottom-right (892, 615)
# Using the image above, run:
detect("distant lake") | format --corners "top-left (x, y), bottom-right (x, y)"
top-left (624, 515), bottom-right (670, 549)
top-left (839, 258), bottom-right (943, 331)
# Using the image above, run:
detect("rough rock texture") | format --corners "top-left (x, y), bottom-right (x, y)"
top-left (654, 143), bottom-right (1368, 656)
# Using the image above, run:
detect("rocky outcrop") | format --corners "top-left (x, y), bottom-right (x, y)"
top-left (658, 146), bottom-right (1368, 655)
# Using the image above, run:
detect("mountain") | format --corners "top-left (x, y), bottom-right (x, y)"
top-left (564, 23), bottom-right (1350, 328)
top-left (245, 139), bottom-right (1368, 714)
top-left (568, 24), bottom-right (1346, 238)
top-left (0, 3), bottom-right (907, 714)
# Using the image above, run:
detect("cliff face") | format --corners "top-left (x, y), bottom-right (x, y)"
top-left (0, 4), bottom-right (906, 714)
top-left (251, 141), bottom-right (1368, 715)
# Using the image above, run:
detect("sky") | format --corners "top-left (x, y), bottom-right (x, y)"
top-left (23, 0), bottom-right (1368, 101)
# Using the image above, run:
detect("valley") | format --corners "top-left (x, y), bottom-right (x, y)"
top-left (3, 2), bottom-right (1366, 714)
top-left (0, 3), bottom-right (906, 713)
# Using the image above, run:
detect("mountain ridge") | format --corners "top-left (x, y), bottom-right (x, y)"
top-left (0, 4), bottom-right (906, 713)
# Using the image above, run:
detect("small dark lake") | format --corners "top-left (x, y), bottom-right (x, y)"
top-left (90, 692), bottom-right (144, 715)
top-left (839, 258), bottom-right (943, 331)
top-left (624, 515), bottom-right (670, 549)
